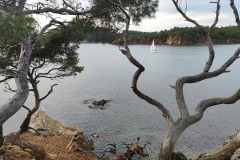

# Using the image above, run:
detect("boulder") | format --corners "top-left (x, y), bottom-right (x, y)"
top-left (30, 111), bottom-right (94, 152)
top-left (30, 111), bottom-right (83, 136)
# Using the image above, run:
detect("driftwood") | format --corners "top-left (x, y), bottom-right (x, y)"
top-left (195, 132), bottom-right (240, 160)
top-left (103, 137), bottom-right (149, 160)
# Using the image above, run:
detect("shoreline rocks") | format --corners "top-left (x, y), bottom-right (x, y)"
top-left (0, 111), bottom-right (98, 160)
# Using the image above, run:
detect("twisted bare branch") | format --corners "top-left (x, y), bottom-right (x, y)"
top-left (39, 84), bottom-right (58, 101)
top-left (0, 69), bottom-right (18, 78)
top-left (230, 0), bottom-right (240, 26)
top-left (109, 0), bottom-right (174, 127)
top-left (0, 76), bottom-right (13, 83)
top-left (172, 0), bottom-right (206, 36)
top-left (190, 89), bottom-right (240, 124)
top-left (23, 7), bottom-right (90, 15)
top-left (173, 0), bottom-right (221, 118)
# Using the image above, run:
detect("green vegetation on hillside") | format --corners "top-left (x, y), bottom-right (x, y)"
top-left (126, 26), bottom-right (240, 45)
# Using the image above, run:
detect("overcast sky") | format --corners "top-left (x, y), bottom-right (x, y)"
top-left (34, 0), bottom-right (240, 32)
top-left (129, 0), bottom-right (240, 32)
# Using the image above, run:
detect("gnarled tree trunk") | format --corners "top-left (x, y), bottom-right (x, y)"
top-left (0, 35), bottom-right (36, 146)
top-left (19, 72), bottom-right (40, 134)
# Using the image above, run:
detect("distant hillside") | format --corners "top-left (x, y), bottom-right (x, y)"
top-left (125, 26), bottom-right (240, 45)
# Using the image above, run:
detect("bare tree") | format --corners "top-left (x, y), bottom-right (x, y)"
top-left (106, 0), bottom-right (240, 159)
top-left (0, 0), bottom-right (90, 146)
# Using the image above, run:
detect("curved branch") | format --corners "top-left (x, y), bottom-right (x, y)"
top-left (191, 88), bottom-right (240, 123)
top-left (204, 0), bottom-right (220, 72)
top-left (0, 76), bottom-right (13, 83)
top-left (230, 0), bottom-right (240, 26)
top-left (0, 69), bottom-right (18, 78)
top-left (39, 84), bottom-right (58, 101)
top-left (35, 66), bottom-right (65, 80)
top-left (31, 59), bottom-right (46, 77)
top-left (175, 47), bottom-right (240, 117)
top-left (112, 1), bottom-right (174, 127)
top-left (107, 0), bottom-right (130, 20)
top-left (181, 47), bottom-right (240, 84)
top-left (22, 105), bottom-right (31, 113)
top-left (0, 35), bottom-right (34, 124)
top-left (173, 0), bottom-right (222, 118)
top-left (35, 20), bottom-right (55, 43)
top-left (172, 0), bottom-right (206, 36)
top-left (3, 82), bottom-right (17, 92)
top-left (23, 7), bottom-right (90, 15)
top-left (63, 0), bottom-right (77, 11)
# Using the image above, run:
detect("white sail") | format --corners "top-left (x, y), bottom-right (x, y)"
top-left (150, 39), bottom-right (157, 53)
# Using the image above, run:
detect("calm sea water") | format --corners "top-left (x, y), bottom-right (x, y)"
top-left (1, 43), bottom-right (240, 159)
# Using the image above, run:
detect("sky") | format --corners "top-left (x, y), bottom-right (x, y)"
top-left (129, 0), bottom-right (240, 32)
top-left (33, 0), bottom-right (240, 33)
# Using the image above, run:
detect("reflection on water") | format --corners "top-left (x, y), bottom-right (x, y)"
top-left (1, 43), bottom-right (240, 159)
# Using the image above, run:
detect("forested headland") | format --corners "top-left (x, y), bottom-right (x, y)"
top-left (110, 26), bottom-right (240, 45)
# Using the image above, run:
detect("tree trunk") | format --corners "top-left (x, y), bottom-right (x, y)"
top-left (0, 125), bottom-right (3, 147)
top-left (19, 73), bottom-right (40, 134)
top-left (0, 39), bottom-right (31, 122)
top-left (0, 34), bottom-right (36, 147)
top-left (159, 129), bottom-right (181, 160)
top-left (159, 120), bottom-right (191, 160)
top-left (19, 115), bottom-right (31, 133)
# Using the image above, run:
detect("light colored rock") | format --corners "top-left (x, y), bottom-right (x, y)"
top-left (30, 111), bottom-right (94, 152)
top-left (30, 111), bottom-right (83, 136)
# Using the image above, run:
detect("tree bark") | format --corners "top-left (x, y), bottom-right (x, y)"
top-left (0, 34), bottom-right (37, 147)
top-left (159, 130), bottom-right (177, 160)
top-left (0, 125), bottom-right (3, 147)
top-left (159, 119), bottom-right (190, 160)
top-left (19, 73), bottom-right (40, 134)
top-left (195, 133), bottom-right (240, 160)
top-left (0, 36), bottom-right (35, 124)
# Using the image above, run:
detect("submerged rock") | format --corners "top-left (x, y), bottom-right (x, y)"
top-left (87, 99), bottom-right (112, 110)
top-left (92, 99), bottom-right (108, 106)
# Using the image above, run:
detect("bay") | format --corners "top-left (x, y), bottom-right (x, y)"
top-left (1, 43), bottom-right (240, 159)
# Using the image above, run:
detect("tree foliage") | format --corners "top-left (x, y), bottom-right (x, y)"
top-left (0, 13), bottom-right (36, 45)
top-left (90, 0), bottom-right (158, 30)
top-left (0, 0), bottom-right (92, 137)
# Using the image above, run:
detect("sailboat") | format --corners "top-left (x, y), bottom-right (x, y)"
top-left (150, 39), bottom-right (157, 53)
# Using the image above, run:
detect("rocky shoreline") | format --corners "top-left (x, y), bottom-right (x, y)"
top-left (1, 111), bottom-right (240, 160)
top-left (0, 111), bottom-right (100, 160)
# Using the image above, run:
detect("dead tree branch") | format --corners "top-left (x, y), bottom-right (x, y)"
top-left (230, 0), bottom-right (240, 26)
top-left (22, 105), bottom-right (31, 113)
top-left (0, 76), bottom-right (13, 83)
top-left (108, 0), bottom-right (174, 127)
top-left (23, 7), bottom-right (90, 15)
top-left (39, 84), bottom-right (58, 101)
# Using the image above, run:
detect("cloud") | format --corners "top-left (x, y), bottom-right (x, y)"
top-left (130, 0), bottom-right (240, 32)
top-left (32, 0), bottom-right (240, 32)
